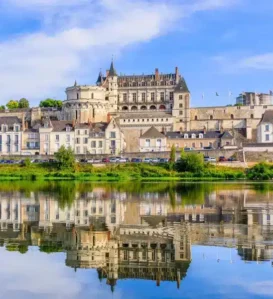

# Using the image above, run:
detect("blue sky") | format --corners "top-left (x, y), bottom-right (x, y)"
top-left (0, 0), bottom-right (273, 107)
top-left (0, 246), bottom-right (272, 299)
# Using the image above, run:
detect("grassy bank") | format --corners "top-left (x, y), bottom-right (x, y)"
top-left (0, 162), bottom-right (247, 181)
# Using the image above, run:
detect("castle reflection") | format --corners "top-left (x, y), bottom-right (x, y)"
top-left (0, 182), bottom-right (273, 290)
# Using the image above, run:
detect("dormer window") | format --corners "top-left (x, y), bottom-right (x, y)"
top-left (66, 126), bottom-right (71, 132)
top-left (184, 134), bottom-right (188, 139)
top-left (2, 125), bottom-right (7, 133)
top-left (199, 133), bottom-right (203, 138)
top-left (14, 125), bottom-right (20, 132)
top-left (191, 134), bottom-right (196, 139)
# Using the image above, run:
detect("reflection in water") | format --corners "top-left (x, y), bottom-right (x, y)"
top-left (0, 182), bottom-right (273, 294)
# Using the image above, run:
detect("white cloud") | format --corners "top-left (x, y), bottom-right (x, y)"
top-left (0, 0), bottom-right (239, 105)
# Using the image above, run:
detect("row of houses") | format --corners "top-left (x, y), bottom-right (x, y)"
top-left (0, 116), bottom-right (237, 155)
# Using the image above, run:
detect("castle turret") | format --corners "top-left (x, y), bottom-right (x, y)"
top-left (107, 60), bottom-right (118, 113)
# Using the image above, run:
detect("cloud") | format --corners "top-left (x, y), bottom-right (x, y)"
top-left (0, 0), bottom-right (239, 105)
top-left (212, 52), bottom-right (273, 73)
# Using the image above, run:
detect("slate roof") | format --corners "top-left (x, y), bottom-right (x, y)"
top-left (51, 121), bottom-right (74, 132)
top-left (0, 116), bottom-right (21, 126)
top-left (109, 61), bottom-right (117, 77)
top-left (89, 122), bottom-right (108, 137)
top-left (258, 110), bottom-right (273, 125)
top-left (141, 126), bottom-right (165, 138)
top-left (166, 130), bottom-right (233, 139)
top-left (119, 112), bottom-right (172, 119)
top-left (174, 77), bottom-right (190, 93)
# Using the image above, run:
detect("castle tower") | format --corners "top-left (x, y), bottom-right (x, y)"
top-left (106, 60), bottom-right (118, 113)
top-left (172, 75), bottom-right (191, 131)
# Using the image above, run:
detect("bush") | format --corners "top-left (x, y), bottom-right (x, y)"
top-left (54, 146), bottom-right (75, 170)
top-left (247, 162), bottom-right (273, 180)
top-left (175, 151), bottom-right (204, 173)
top-left (23, 158), bottom-right (31, 167)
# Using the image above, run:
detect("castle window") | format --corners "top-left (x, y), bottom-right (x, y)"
top-left (140, 106), bottom-right (147, 110)
top-left (195, 116), bottom-right (198, 120)
top-left (159, 105), bottom-right (166, 110)
top-left (210, 115), bottom-right (213, 120)
top-left (231, 114), bottom-right (234, 119)
top-left (122, 106), bottom-right (128, 111)
top-left (170, 81), bottom-right (174, 85)
top-left (192, 134), bottom-right (196, 138)
top-left (200, 142), bottom-right (203, 148)
top-left (123, 119), bottom-right (126, 122)
top-left (145, 139), bottom-right (150, 147)
top-left (123, 93), bottom-right (127, 102)
top-left (179, 104), bottom-right (183, 108)
top-left (179, 111), bottom-right (183, 115)
top-left (150, 105), bottom-right (156, 110)
top-left (184, 134), bottom-right (188, 139)
top-left (91, 93), bottom-right (94, 99)
top-left (151, 92), bottom-right (155, 102)
top-left (142, 93), bottom-right (146, 102)
top-left (133, 93), bottom-right (137, 103)
top-left (179, 95), bottom-right (183, 100)
top-left (251, 114), bottom-right (254, 119)
top-left (131, 106), bottom-right (137, 111)
top-left (170, 92), bottom-right (174, 101)
top-left (160, 92), bottom-right (164, 102)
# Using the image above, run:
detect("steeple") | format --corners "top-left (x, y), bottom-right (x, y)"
top-left (96, 70), bottom-right (104, 86)
top-left (108, 60), bottom-right (117, 77)
top-left (74, 80), bottom-right (77, 87)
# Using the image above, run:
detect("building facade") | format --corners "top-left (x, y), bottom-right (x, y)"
top-left (257, 110), bottom-right (273, 143)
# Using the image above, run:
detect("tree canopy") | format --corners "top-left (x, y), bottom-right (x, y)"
top-left (54, 145), bottom-right (75, 170)
top-left (6, 100), bottom-right (19, 110)
top-left (0, 105), bottom-right (5, 110)
top-left (39, 98), bottom-right (63, 108)
top-left (18, 98), bottom-right (29, 108)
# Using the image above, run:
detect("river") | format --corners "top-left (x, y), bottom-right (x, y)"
top-left (0, 181), bottom-right (272, 299)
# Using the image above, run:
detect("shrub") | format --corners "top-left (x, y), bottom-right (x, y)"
top-left (175, 150), bottom-right (204, 173)
top-left (23, 158), bottom-right (31, 167)
top-left (247, 162), bottom-right (273, 180)
top-left (54, 146), bottom-right (75, 170)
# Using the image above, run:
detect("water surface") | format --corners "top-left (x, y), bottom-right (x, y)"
top-left (0, 181), bottom-right (272, 299)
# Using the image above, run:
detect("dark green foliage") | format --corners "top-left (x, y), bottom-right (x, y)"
top-left (23, 158), bottom-right (31, 167)
top-left (247, 162), bottom-right (273, 180)
top-left (175, 150), bottom-right (204, 173)
top-left (0, 105), bottom-right (5, 110)
top-left (54, 146), bottom-right (75, 170)
top-left (18, 98), bottom-right (29, 108)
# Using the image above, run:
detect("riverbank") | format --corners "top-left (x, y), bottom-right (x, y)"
top-left (0, 163), bottom-right (247, 181)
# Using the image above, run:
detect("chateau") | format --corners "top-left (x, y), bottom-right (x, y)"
top-left (0, 60), bottom-right (273, 154)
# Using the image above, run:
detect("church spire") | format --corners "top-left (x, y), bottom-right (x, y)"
top-left (108, 59), bottom-right (117, 77)
top-left (74, 80), bottom-right (77, 87)
top-left (96, 70), bottom-right (103, 86)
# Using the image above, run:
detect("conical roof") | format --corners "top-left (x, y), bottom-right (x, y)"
top-left (96, 71), bottom-right (103, 85)
top-left (109, 61), bottom-right (117, 77)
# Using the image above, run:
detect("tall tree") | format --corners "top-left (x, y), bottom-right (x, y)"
top-left (6, 100), bottom-right (19, 110)
top-left (0, 105), bottom-right (5, 111)
top-left (18, 98), bottom-right (29, 108)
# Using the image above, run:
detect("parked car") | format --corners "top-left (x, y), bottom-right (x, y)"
top-left (131, 158), bottom-right (142, 163)
top-left (204, 156), bottom-right (216, 162)
top-left (80, 159), bottom-right (87, 163)
top-left (159, 158), bottom-right (169, 163)
top-left (219, 156), bottom-right (227, 162)
top-left (109, 157), bottom-right (118, 163)
top-left (119, 157), bottom-right (127, 163)
top-left (86, 159), bottom-right (94, 163)
top-left (203, 146), bottom-right (213, 150)
top-left (184, 147), bottom-right (194, 151)
top-left (143, 158), bottom-right (151, 163)
top-left (150, 158), bottom-right (160, 163)
top-left (102, 157), bottom-right (110, 163)
top-left (93, 158), bottom-right (102, 163)
top-left (228, 157), bottom-right (237, 162)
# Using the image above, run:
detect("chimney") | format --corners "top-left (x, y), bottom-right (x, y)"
top-left (106, 70), bottom-right (110, 77)
top-left (175, 66), bottom-right (179, 83)
top-left (155, 68), bottom-right (159, 81)
top-left (72, 119), bottom-right (76, 128)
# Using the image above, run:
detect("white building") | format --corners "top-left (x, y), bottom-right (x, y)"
top-left (139, 126), bottom-right (167, 152)
top-left (0, 116), bottom-right (22, 155)
top-left (257, 110), bottom-right (273, 143)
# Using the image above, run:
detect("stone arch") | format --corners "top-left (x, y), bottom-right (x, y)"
top-left (159, 105), bottom-right (166, 110)
top-left (131, 106), bottom-right (138, 110)
top-left (122, 106), bottom-right (129, 110)
top-left (140, 106), bottom-right (147, 110)
top-left (150, 105), bottom-right (156, 110)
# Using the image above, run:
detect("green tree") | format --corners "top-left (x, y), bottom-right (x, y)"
top-left (6, 100), bottom-right (19, 110)
top-left (39, 98), bottom-right (63, 108)
top-left (18, 98), bottom-right (29, 108)
top-left (54, 145), bottom-right (75, 170)
top-left (176, 150), bottom-right (204, 173)
top-left (170, 145), bottom-right (176, 163)
top-left (0, 105), bottom-right (5, 110)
